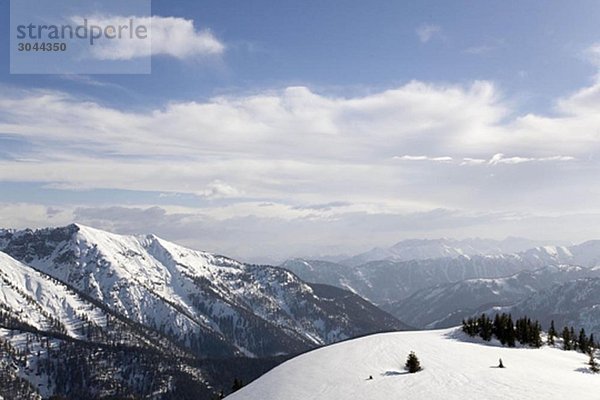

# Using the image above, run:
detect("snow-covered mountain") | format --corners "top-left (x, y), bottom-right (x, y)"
top-left (385, 265), bottom-right (600, 329)
top-left (283, 242), bottom-right (600, 308)
top-left (0, 250), bottom-right (215, 399)
top-left (501, 277), bottom-right (600, 337)
top-left (342, 237), bottom-right (548, 266)
top-left (283, 253), bottom-right (550, 305)
top-left (0, 224), bottom-right (407, 359)
top-left (512, 243), bottom-right (600, 268)
top-left (228, 328), bottom-right (600, 400)
top-left (0, 224), bottom-right (410, 399)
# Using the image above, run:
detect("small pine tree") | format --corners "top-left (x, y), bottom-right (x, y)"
top-left (547, 320), bottom-right (556, 345)
top-left (532, 321), bottom-right (542, 348)
top-left (579, 328), bottom-right (589, 354)
top-left (506, 314), bottom-right (516, 347)
top-left (562, 326), bottom-right (571, 350)
top-left (589, 352), bottom-right (599, 373)
top-left (570, 327), bottom-right (577, 351)
top-left (405, 351), bottom-right (422, 373)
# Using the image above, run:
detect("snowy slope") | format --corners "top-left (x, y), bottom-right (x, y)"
top-left (0, 224), bottom-right (407, 358)
top-left (228, 328), bottom-right (600, 400)
top-left (0, 249), bottom-right (217, 399)
top-left (0, 251), bottom-right (107, 337)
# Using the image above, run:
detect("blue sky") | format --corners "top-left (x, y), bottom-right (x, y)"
top-left (2, 0), bottom-right (600, 262)
top-left (3, 1), bottom-right (600, 108)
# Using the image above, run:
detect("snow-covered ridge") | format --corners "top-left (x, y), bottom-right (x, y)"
top-left (0, 224), bottom-right (407, 358)
top-left (342, 237), bottom-right (549, 266)
top-left (228, 328), bottom-right (600, 400)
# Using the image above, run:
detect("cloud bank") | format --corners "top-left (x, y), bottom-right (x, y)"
top-left (2, 75), bottom-right (600, 258)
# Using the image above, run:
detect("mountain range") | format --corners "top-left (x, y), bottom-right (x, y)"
top-left (282, 241), bottom-right (600, 338)
top-left (385, 264), bottom-right (600, 329)
top-left (0, 224), bottom-right (408, 399)
top-left (4, 224), bottom-right (600, 399)
top-left (340, 237), bottom-right (550, 266)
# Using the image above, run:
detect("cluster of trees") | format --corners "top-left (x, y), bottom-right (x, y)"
top-left (0, 310), bottom-right (213, 399)
top-left (462, 314), bottom-right (600, 374)
top-left (547, 320), bottom-right (597, 353)
top-left (547, 321), bottom-right (600, 374)
top-left (462, 313), bottom-right (542, 347)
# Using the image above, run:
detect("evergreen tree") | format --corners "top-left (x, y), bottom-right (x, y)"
top-left (405, 351), bottom-right (422, 373)
top-left (506, 314), bottom-right (516, 347)
top-left (547, 320), bottom-right (556, 345)
top-left (493, 314), bottom-right (504, 344)
top-left (570, 327), bottom-right (577, 351)
top-left (531, 321), bottom-right (542, 348)
top-left (479, 314), bottom-right (493, 341)
top-left (589, 352), bottom-right (600, 373)
top-left (579, 328), bottom-right (589, 354)
top-left (562, 327), bottom-right (571, 350)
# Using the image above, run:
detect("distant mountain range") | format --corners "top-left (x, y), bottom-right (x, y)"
top-left (385, 264), bottom-right (600, 329)
top-left (283, 241), bottom-right (600, 337)
top-left (282, 252), bottom-right (545, 305)
top-left (340, 237), bottom-right (551, 266)
top-left (0, 224), bottom-right (408, 400)
top-left (498, 277), bottom-right (600, 336)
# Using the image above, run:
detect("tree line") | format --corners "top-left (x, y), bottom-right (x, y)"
top-left (462, 313), bottom-right (598, 352)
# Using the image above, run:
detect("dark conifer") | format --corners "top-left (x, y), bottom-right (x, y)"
top-left (562, 327), bottom-right (571, 350)
top-left (570, 327), bottom-right (577, 351)
top-left (579, 328), bottom-right (589, 354)
top-left (532, 321), bottom-right (542, 348)
top-left (506, 315), bottom-right (516, 347)
top-left (547, 320), bottom-right (556, 345)
top-left (589, 352), bottom-right (599, 373)
top-left (405, 351), bottom-right (422, 373)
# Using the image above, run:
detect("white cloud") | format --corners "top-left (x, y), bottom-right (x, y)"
top-left (73, 15), bottom-right (225, 60)
top-left (460, 158), bottom-right (487, 166)
top-left (197, 180), bottom-right (242, 199)
top-left (2, 74), bottom-right (600, 258)
top-left (396, 154), bottom-right (575, 166)
top-left (416, 24), bottom-right (441, 43)
top-left (394, 155), bottom-right (453, 162)
top-left (487, 153), bottom-right (575, 165)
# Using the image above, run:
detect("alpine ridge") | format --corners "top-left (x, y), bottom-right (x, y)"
top-left (0, 224), bottom-right (408, 399)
